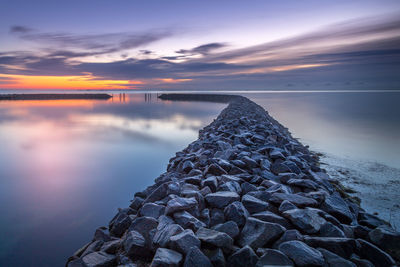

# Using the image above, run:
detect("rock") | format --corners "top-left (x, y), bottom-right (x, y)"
top-left (140, 203), bottom-right (165, 219)
top-left (241, 182), bottom-right (258, 194)
top-left (350, 254), bottom-right (375, 267)
top-left (153, 223), bottom-right (183, 248)
top-left (318, 248), bottom-right (356, 267)
top-left (320, 192), bottom-right (354, 224)
top-left (320, 222), bottom-right (346, 238)
top-left (212, 221), bottom-right (240, 239)
top-left (94, 227), bottom-right (112, 242)
top-left (205, 163), bottom-right (227, 176)
top-left (227, 245), bottom-right (259, 267)
top-left (101, 240), bottom-right (120, 254)
top-left (239, 217), bottom-right (285, 248)
top-left (204, 248), bottom-right (226, 266)
top-left (271, 162), bottom-right (292, 175)
top-left (279, 241), bottom-right (324, 267)
top-left (270, 193), bottom-right (318, 207)
top-left (150, 248), bottom-right (182, 267)
top-left (273, 229), bottom-right (303, 249)
top-left (252, 211), bottom-right (291, 228)
top-left (357, 239), bottom-right (396, 267)
top-left (128, 216), bottom-right (158, 244)
top-left (205, 191), bottom-right (240, 209)
top-left (278, 200), bottom-right (297, 213)
top-left (81, 251), bottom-right (116, 267)
top-left (184, 175), bottom-right (202, 186)
top-left (242, 156), bottom-right (259, 168)
top-left (143, 182), bottom-right (169, 204)
top-left (303, 236), bottom-right (357, 258)
top-left (368, 225), bottom-right (400, 260)
top-left (218, 181), bottom-right (242, 194)
top-left (184, 247), bottom-right (213, 267)
top-left (242, 194), bottom-right (270, 214)
top-left (224, 201), bottom-right (249, 227)
top-left (110, 211), bottom-right (132, 237)
top-left (283, 208), bottom-right (326, 234)
top-left (202, 176), bottom-right (218, 192)
top-left (286, 178), bottom-right (318, 190)
top-left (129, 196), bottom-right (144, 210)
top-left (123, 230), bottom-right (149, 258)
top-left (81, 241), bottom-right (104, 257)
top-left (255, 249), bottom-right (294, 267)
top-left (196, 227), bottom-right (233, 248)
top-left (358, 212), bottom-right (388, 228)
top-left (173, 211), bottom-right (206, 231)
top-left (169, 229), bottom-right (200, 255)
top-left (165, 197), bottom-right (197, 215)
top-left (181, 160), bottom-right (195, 173)
top-left (210, 208), bottom-right (225, 226)
top-left (270, 149), bottom-right (285, 160)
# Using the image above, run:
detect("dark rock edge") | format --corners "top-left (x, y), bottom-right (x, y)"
top-left (67, 94), bottom-right (399, 267)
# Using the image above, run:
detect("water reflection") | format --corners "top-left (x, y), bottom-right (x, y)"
top-left (0, 94), bottom-right (225, 267)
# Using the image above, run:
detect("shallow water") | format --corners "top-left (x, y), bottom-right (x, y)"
top-left (0, 91), bottom-right (399, 266)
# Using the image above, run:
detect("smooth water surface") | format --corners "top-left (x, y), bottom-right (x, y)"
top-left (0, 91), bottom-right (399, 266)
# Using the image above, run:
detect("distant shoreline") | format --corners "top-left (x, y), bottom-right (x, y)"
top-left (0, 93), bottom-right (112, 100)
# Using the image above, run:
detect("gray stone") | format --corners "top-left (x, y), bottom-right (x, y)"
top-left (320, 192), bottom-right (354, 224)
top-left (129, 196), bottom-right (144, 210)
top-left (205, 163), bottom-right (227, 176)
top-left (100, 240), bottom-right (120, 254)
top-left (140, 203), bottom-right (165, 219)
top-left (369, 225), bottom-right (400, 260)
top-left (320, 222), bottom-right (346, 238)
top-left (205, 191), bottom-right (240, 209)
top-left (165, 197), bottom-right (197, 215)
top-left (210, 208), bottom-right (225, 226)
top-left (128, 216), bottom-right (158, 244)
top-left (252, 211), bottom-right (291, 228)
top-left (81, 251), bottom-right (116, 267)
top-left (279, 240), bottom-right (324, 267)
top-left (271, 162), bottom-right (292, 175)
top-left (184, 247), bottom-right (213, 267)
top-left (242, 194), bottom-right (270, 214)
top-left (153, 223), bottom-right (183, 248)
top-left (278, 200), bottom-right (297, 213)
top-left (212, 221), bottom-right (240, 239)
top-left (283, 208), bottom-right (326, 234)
top-left (181, 160), bottom-right (195, 173)
top-left (256, 249), bottom-right (293, 267)
top-left (202, 176), bottom-right (218, 192)
top-left (270, 193), bottom-right (318, 207)
top-left (173, 211), bottom-right (206, 231)
top-left (241, 182), bottom-right (258, 194)
top-left (204, 248), bottom-right (225, 267)
top-left (184, 175), bottom-right (202, 186)
top-left (150, 248), bottom-right (182, 267)
top-left (110, 211), bottom-right (132, 237)
top-left (227, 245), bottom-right (259, 267)
top-left (218, 181), bottom-right (242, 194)
top-left (358, 212), bottom-right (388, 228)
top-left (123, 230), bottom-right (149, 257)
top-left (169, 229), bottom-right (200, 255)
top-left (196, 227), bottom-right (233, 248)
top-left (224, 201), bottom-right (250, 227)
top-left (242, 156), bottom-right (259, 168)
top-left (81, 240), bottom-right (104, 257)
top-left (357, 239), bottom-right (396, 267)
top-left (94, 228), bottom-right (112, 242)
top-left (317, 248), bottom-right (356, 267)
top-left (273, 229), bottom-right (303, 249)
top-left (286, 178), bottom-right (318, 190)
top-left (303, 236), bottom-right (357, 258)
top-left (239, 217), bottom-right (285, 248)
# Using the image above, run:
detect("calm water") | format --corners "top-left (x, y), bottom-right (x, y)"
top-left (0, 91), bottom-right (399, 266)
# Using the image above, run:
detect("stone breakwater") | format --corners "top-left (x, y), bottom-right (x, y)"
top-left (67, 94), bottom-right (399, 267)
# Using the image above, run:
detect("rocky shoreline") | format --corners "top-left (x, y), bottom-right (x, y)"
top-left (67, 94), bottom-right (399, 267)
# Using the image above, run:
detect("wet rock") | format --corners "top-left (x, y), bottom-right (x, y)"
top-left (357, 239), bottom-right (396, 267)
top-left (303, 236), bottom-right (357, 258)
top-left (205, 163), bottom-right (227, 176)
top-left (256, 248), bottom-right (294, 267)
top-left (169, 229), bottom-right (200, 255)
top-left (242, 194), bottom-right (270, 214)
top-left (173, 211), bottom-right (206, 231)
top-left (150, 248), bottom-right (182, 267)
top-left (196, 227), bottom-right (233, 249)
top-left (227, 245), bottom-right (258, 267)
top-left (184, 247), bottom-right (213, 267)
top-left (270, 193), bottom-right (318, 207)
top-left (283, 208), bottom-right (326, 234)
top-left (368, 225), bottom-right (400, 260)
top-left (124, 230), bottom-right (149, 258)
top-left (205, 191), bottom-right (240, 209)
top-left (202, 176), bottom-right (218, 192)
top-left (320, 192), bottom-right (354, 224)
top-left (279, 240), bottom-right (324, 267)
top-left (140, 203), bottom-right (165, 219)
top-left (165, 197), bottom-right (197, 215)
top-left (318, 248), bottom-right (356, 267)
top-left (224, 201), bottom-right (250, 227)
top-left (212, 221), bottom-right (240, 239)
top-left (239, 217), bottom-right (285, 248)
top-left (81, 251), bottom-right (116, 267)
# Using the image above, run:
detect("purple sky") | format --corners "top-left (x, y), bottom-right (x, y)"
top-left (0, 0), bottom-right (400, 90)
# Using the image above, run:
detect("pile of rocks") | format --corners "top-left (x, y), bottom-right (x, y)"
top-left (67, 95), bottom-right (399, 267)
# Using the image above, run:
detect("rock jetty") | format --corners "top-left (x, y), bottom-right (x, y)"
top-left (67, 94), bottom-right (399, 267)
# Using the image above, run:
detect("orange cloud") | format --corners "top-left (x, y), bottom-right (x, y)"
top-left (0, 73), bottom-right (143, 90)
top-left (155, 78), bottom-right (192, 83)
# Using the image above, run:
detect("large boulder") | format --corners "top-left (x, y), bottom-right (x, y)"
top-left (212, 221), bottom-right (240, 239)
top-left (270, 193), bottom-right (318, 207)
top-left (140, 203), bottom-right (165, 219)
top-left (81, 251), bottom-right (116, 267)
top-left (165, 197), bottom-right (197, 215)
top-left (169, 229), bottom-right (200, 255)
top-left (173, 211), bottom-right (206, 231)
top-left (205, 191), bottom-right (240, 209)
top-left (242, 194), bottom-right (270, 214)
top-left (239, 217), bottom-right (285, 248)
top-left (279, 240), bottom-right (325, 267)
top-left (283, 208), bottom-right (326, 234)
top-left (357, 239), bottom-right (396, 267)
top-left (196, 227), bottom-right (233, 249)
top-left (123, 230), bottom-right (150, 258)
top-left (150, 248), bottom-right (182, 267)
top-left (317, 248), bottom-right (356, 267)
top-left (320, 192), bottom-right (354, 224)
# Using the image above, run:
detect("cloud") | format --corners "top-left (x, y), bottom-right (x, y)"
top-left (176, 42), bottom-right (227, 55)
top-left (9, 25), bottom-right (34, 34)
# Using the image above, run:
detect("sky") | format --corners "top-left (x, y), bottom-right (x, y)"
top-left (0, 0), bottom-right (400, 90)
